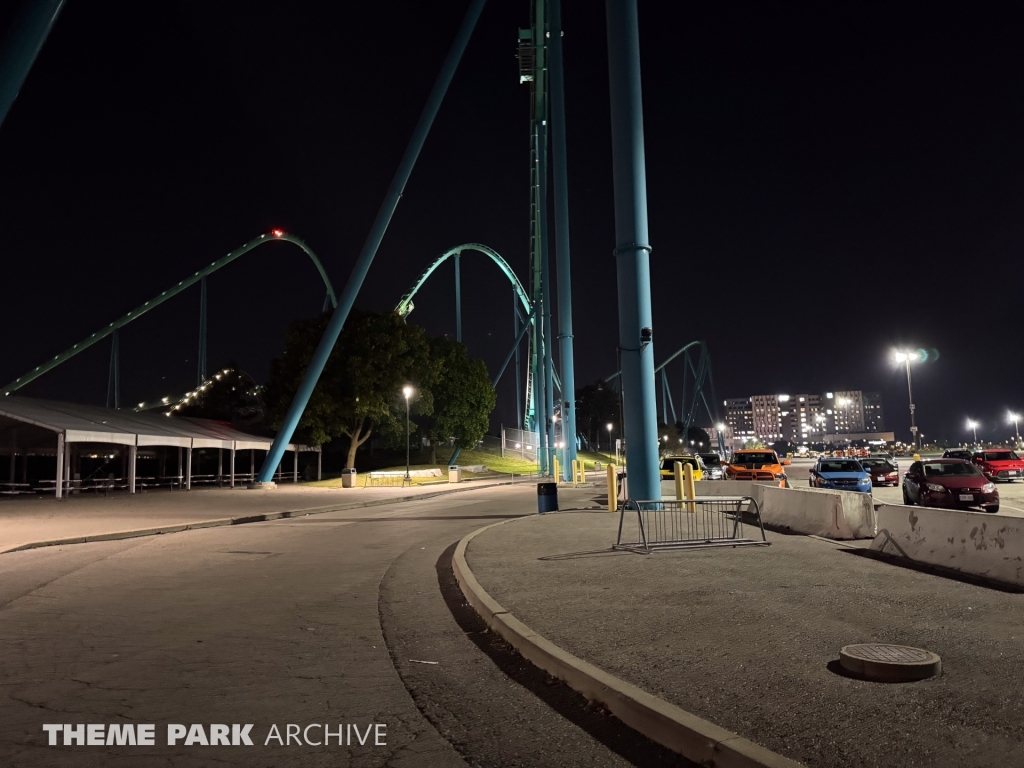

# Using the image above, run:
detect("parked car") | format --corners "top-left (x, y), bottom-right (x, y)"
top-left (902, 459), bottom-right (998, 513)
top-left (725, 449), bottom-right (790, 487)
top-left (660, 455), bottom-right (705, 482)
top-left (868, 451), bottom-right (899, 472)
top-left (809, 458), bottom-right (873, 493)
top-left (698, 452), bottom-right (725, 480)
top-left (859, 457), bottom-right (899, 487)
top-left (942, 449), bottom-right (974, 461)
top-left (972, 450), bottom-right (1024, 482)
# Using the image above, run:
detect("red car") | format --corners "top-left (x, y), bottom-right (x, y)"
top-left (902, 459), bottom-right (999, 513)
top-left (860, 457), bottom-right (899, 486)
top-left (972, 450), bottom-right (1024, 482)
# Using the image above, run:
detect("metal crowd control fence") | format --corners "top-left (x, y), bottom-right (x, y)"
top-left (613, 496), bottom-right (769, 554)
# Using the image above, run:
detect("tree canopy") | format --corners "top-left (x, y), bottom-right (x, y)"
top-left (416, 337), bottom-right (496, 463)
top-left (265, 310), bottom-right (434, 468)
top-left (265, 310), bottom-right (495, 469)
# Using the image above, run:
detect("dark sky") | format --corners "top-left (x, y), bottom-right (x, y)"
top-left (1, 1), bottom-right (1023, 445)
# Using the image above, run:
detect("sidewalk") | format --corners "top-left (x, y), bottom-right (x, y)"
top-left (463, 490), bottom-right (1024, 768)
top-left (0, 477), bottom-right (526, 555)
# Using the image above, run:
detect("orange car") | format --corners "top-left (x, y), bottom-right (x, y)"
top-left (725, 449), bottom-right (791, 487)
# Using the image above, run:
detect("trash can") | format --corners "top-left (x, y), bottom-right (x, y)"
top-left (448, 466), bottom-right (462, 483)
top-left (341, 468), bottom-right (357, 488)
top-left (537, 482), bottom-right (558, 514)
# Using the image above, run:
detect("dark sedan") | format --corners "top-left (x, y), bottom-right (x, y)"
top-left (860, 457), bottom-right (899, 487)
top-left (902, 459), bottom-right (999, 513)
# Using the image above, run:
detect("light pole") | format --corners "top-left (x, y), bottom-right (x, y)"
top-left (1010, 412), bottom-right (1021, 447)
top-left (607, 423), bottom-right (613, 459)
top-left (402, 385), bottom-right (413, 481)
top-left (967, 419), bottom-right (978, 446)
top-left (893, 351), bottom-right (921, 448)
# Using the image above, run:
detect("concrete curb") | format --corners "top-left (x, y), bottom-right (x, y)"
top-left (452, 518), bottom-right (803, 768)
top-left (0, 478), bottom-right (525, 557)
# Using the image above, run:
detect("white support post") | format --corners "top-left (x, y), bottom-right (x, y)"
top-left (185, 446), bottom-right (192, 490)
top-left (317, 449), bottom-right (322, 481)
top-left (293, 450), bottom-right (298, 483)
top-left (177, 446), bottom-right (183, 489)
top-left (218, 447), bottom-right (223, 485)
top-left (64, 440), bottom-right (71, 492)
top-left (128, 444), bottom-right (137, 494)
top-left (55, 433), bottom-right (65, 500)
top-left (230, 443), bottom-right (236, 488)
top-left (250, 449), bottom-right (255, 482)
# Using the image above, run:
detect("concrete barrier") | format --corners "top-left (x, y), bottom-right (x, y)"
top-left (757, 485), bottom-right (875, 540)
top-left (690, 480), bottom-right (761, 499)
top-left (687, 481), bottom-right (876, 540)
top-left (871, 504), bottom-right (1024, 587)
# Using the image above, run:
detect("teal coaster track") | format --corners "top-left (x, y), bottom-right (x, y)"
top-left (394, 243), bottom-right (537, 430)
top-left (2, 231), bottom-right (338, 397)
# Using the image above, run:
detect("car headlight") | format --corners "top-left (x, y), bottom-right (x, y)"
top-left (983, 482), bottom-right (996, 493)
top-left (926, 483), bottom-right (946, 492)
top-left (858, 477), bottom-right (871, 484)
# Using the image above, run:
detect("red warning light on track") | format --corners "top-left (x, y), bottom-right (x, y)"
top-left (271, 229), bottom-right (284, 237)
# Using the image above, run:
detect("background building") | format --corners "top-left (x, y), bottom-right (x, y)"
top-left (723, 390), bottom-right (886, 445)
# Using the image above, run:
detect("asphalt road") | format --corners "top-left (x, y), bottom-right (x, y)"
top-left (0, 485), bottom-right (673, 768)
top-left (784, 458), bottom-right (1024, 517)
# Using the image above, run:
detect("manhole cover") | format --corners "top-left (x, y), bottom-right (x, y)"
top-left (839, 644), bottom-right (941, 682)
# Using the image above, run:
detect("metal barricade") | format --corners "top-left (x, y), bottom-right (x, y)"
top-left (613, 496), bottom-right (769, 554)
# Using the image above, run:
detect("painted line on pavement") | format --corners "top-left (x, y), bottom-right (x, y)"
top-left (452, 517), bottom-right (803, 768)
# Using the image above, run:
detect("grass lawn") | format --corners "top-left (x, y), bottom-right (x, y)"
top-left (307, 448), bottom-right (540, 488)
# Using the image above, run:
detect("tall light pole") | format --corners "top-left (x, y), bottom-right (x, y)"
top-left (403, 385), bottom-right (413, 481)
top-left (607, 422), bottom-right (614, 461)
top-left (893, 351), bottom-right (921, 448)
top-left (967, 419), bottom-right (978, 445)
top-left (1010, 412), bottom-right (1021, 447)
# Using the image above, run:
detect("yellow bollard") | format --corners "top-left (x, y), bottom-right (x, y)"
top-left (673, 461), bottom-right (684, 500)
top-left (683, 462), bottom-right (696, 513)
top-left (553, 456), bottom-right (560, 483)
top-left (607, 463), bottom-right (617, 512)
top-left (577, 460), bottom-right (585, 485)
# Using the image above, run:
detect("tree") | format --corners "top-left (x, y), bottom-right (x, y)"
top-left (175, 365), bottom-right (265, 425)
top-left (417, 337), bottom-right (496, 464)
top-left (265, 310), bottom-right (433, 469)
top-left (743, 438), bottom-right (766, 450)
top-left (685, 426), bottom-right (712, 453)
top-left (575, 382), bottom-right (620, 450)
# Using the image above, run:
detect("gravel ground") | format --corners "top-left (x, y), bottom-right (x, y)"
top-left (466, 506), bottom-right (1024, 768)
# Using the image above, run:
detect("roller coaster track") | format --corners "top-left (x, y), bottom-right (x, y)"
top-left (2, 231), bottom-right (337, 396)
top-left (394, 243), bottom-right (537, 429)
top-left (394, 243), bottom-right (532, 319)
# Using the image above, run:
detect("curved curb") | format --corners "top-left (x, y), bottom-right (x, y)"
top-left (452, 518), bottom-right (803, 768)
top-left (0, 478), bottom-right (524, 557)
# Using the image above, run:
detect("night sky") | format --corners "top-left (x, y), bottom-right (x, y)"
top-left (1, 1), bottom-right (1022, 445)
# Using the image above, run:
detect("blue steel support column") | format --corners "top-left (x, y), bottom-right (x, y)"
top-left (549, 0), bottom-right (577, 480)
top-left (106, 330), bottom-right (120, 410)
top-left (256, 0), bottom-right (488, 484)
top-left (514, 290), bottom-right (522, 430)
top-left (539, 120), bottom-right (557, 475)
top-left (197, 276), bottom-right (208, 386)
top-left (454, 252), bottom-right (462, 343)
top-left (606, 0), bottom-right (659, 502)
top-left (0, 0), bottom-right (65, 132)
top-left (661, 368), bottom-right (668, 425)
